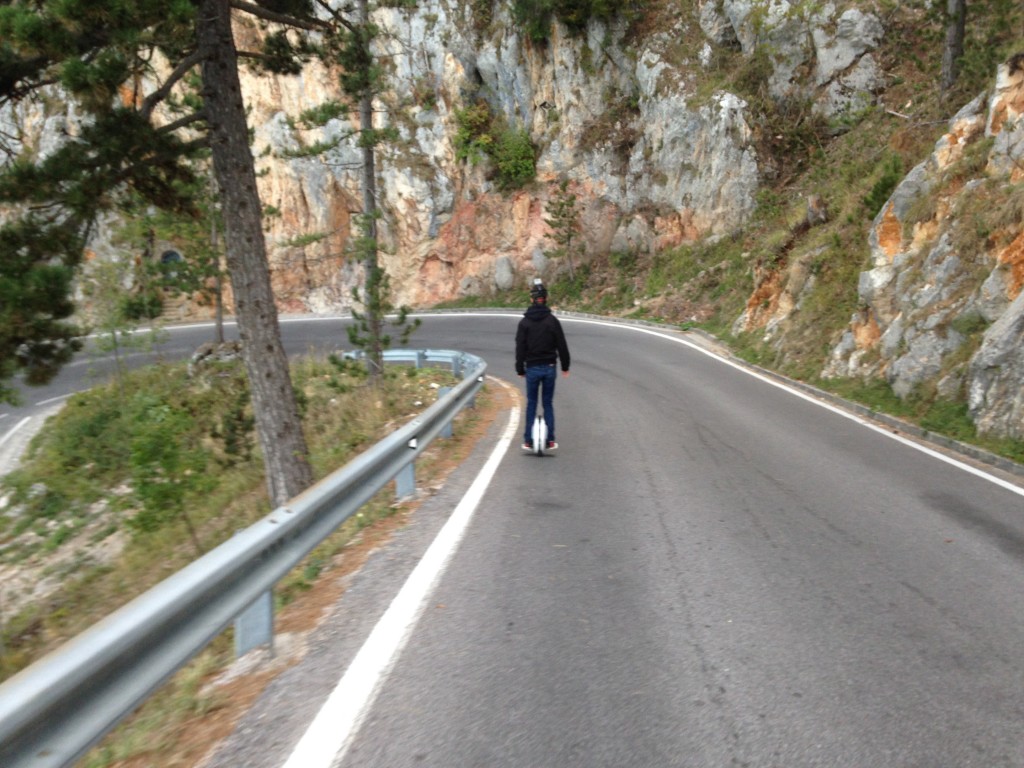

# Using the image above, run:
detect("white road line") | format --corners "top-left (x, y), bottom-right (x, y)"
top-left (444, 311), bottom-right (1023, 499)
top-left (564, 318), bottom-right (1024, 499)
top-left (36, 394), bottom-right (71, 407)
top-left (0, 417), bottom-right (31, 449)
top-left (281, 394), bottom-right (520, 768)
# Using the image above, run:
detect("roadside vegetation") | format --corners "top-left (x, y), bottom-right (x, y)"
top-left (0, 355), bottom-right (465, 684)
top-left (0, 352), bottom-right (499, 765)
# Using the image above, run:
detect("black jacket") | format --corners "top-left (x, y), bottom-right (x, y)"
top-left (515, 304), bottom-right (570, 375)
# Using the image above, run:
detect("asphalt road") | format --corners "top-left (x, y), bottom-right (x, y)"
top-left (5, 313), bottom-right (1024, 766)
top-left (214, 313), bottom-right (1024, 768)
top-left (351, 316), bottom-right (1024, 767)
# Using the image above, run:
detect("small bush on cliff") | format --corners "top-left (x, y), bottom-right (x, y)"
top-left (511, 0), bottom-right (620, 42)
top-left (454, 100), bottom-right (536, 191)
top-left (493, 128), bottom-right (536, 190)
top-left (454, 101), bottom-right (495, 164)
top-left (862, 154), bottom-right (904, 219)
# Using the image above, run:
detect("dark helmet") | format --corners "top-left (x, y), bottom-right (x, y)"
top-left (530, 278), bottom-right (548, 302)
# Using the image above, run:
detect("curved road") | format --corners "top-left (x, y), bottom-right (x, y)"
top-left (5, 314), bottom-right (1024, 766)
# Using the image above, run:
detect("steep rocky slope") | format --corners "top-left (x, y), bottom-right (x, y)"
top-left (3, 1), bottom-right (1022, 441)
top-left (820, 61), bottom-right (1024, 439)
top-left (234, 0), bottom-right (889, 308)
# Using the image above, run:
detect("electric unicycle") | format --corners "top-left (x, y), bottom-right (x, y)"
top-left (533, 413), bottom-right (547, 455)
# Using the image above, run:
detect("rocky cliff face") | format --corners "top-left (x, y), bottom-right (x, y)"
top-left (2, 0), bottom-right (888, 310)
top-left (236, 0), bottom-right (887, 309)
top-left (821, 61), bottom-right (1024, 439)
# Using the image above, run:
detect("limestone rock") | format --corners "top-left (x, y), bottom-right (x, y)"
top-left (823, 58), bottom-right (1024, 438)
top-left (969, 291), bottom-right (1024, 439)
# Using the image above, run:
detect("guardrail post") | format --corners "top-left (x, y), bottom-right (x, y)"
top-left (396, 457), bottom-right (416, 499)
top-left (235, 590), bottom-right (274, 657)
top-left (438, 387), bottom-right (454, 437)
top-left (416, 350), bottom-right (426, 369)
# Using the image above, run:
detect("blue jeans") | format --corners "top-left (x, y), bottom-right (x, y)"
top-left (524, 364), bottom-right (556, 443)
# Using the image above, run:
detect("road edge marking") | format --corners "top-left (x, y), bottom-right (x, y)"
top-left (281, 386), bottom-right (520, 768)
top-left (561, 315), bottom-right (1024, 498)
top-left (0, 417), bottom-right (31, 449)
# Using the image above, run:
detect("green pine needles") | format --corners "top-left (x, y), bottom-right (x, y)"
top-left (346, 215), bottom-right (421, 377)
top-left (544, 179), bottom-right (581, 279)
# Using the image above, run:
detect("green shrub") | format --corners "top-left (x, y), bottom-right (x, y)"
top-left (453, 102), bottom-right (494, 164)
top-left (453, 100), bottom-right (536, 191)
top-left (493, 128), bottom-right (536, 190)
top-left (950, 311), bottom-right (989, 337)
top-left (127, 394), bottom-right (213, 543)
top-left (511, 0), bottom-right (554, 42)
top-left (511, 0), bottom-right (621, 42)
top-left (550, 264), bottom-right (591, 303)
top-left (862, 154), bottom-right (903, 218)
top-left (120, 289), bottom-right (163, 321)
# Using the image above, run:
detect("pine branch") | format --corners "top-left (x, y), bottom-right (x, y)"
top-left (141, 50), bottom-right (206, 120)
top-left (314, 0), bottom-right (358, 32)
top-left (229, 0), bottom-right (332, 31)
top-left (156, 112), bottom-right (209, 136)
top-left (0, 57), bottom-right (57, 104)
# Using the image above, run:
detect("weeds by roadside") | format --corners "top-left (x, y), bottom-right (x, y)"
top-left (0, 355), bottom-right (461, 682)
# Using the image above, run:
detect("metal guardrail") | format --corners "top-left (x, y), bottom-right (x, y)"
top-left (0, 349), bottom-right (487, 768)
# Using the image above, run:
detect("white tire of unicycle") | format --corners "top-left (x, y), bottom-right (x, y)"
top-left (532, 414), bottom-right (546, 456)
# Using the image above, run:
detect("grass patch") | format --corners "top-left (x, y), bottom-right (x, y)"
top-left (433, 290), bottom-right (520, 309)
top-left (0, 355), bottom-right (500, 767)
top-left (810, 377), bottom-right (1024, 465)
top-left (0, 357), bottom-right (461, 682)
top-left (813, 377), bottom-right (919, 419)
top-left (79, 642), bottom-right (231, 768)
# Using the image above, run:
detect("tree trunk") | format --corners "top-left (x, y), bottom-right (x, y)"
top-left (940, 0), bottom-right (966, 95)
top-left (211, 215), bottom-right (225, 345)
top-left (358, 0), bottom-right (384, 376)
top-left (197, 0), bottom-right (313, 507)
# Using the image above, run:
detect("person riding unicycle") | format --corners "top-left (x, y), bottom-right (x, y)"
top-left (515, 279), bottom-right (571, 452)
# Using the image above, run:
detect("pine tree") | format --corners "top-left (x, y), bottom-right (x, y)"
top-left (0, 0), bottom-right (201, 402)
top-left (544, 178), bottom-right (581, 281)
top-left (0, 0), bottom-right (335, 504)
top-left (0, 217), bottom-right (83, 403)
top-left (347, 215), bottom-right (420, 376)
top-left (318, 0), bottom-right (421, 378)
top-left (195, 0), bottom-right (315, 503)
top-left (940, 0), bottom-right (966, 95)
top-left (1, 0), bottom-right (421, 502)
